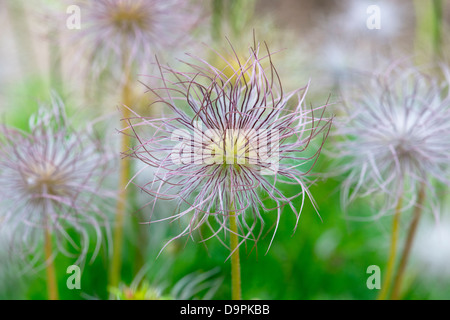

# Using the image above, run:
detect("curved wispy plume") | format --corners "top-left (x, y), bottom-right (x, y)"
top-left (0, 95), bottom-right (114, 265)
top-left (71, 0), bottom-right (200, 79)
top-left (122, 41), bottom-right (332, 253)
top-left (334, 63), bottom-right (450, 219)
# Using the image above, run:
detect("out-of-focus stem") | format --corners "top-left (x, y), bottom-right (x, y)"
top-left (391, 183), bottom-right (426, 300)
top-left (413, 0), bottom-right (443, 64)
top-left (211, 0), bottom-right (223, 42)
top-left (229, 0), bottom-right (256, 37)
top-left (44, 228), bottom-right (59, 300)
top-left (378, 194), bottom-right (403, 300)
top-left (229, 206), bottom-right (241, 300)
top-left (432, 0), bottom-right (443, 59)
top-left (109, 67), bottom-right (133, 291)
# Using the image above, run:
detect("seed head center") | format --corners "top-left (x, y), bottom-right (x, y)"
top-left (205, 130), bottom-right (251, 168)
top-left (25, 162), bottom-right (66, 195)
top-left (109, 3), bottom-right (150, 32)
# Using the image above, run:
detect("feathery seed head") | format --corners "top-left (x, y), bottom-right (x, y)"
top-left (124, 40), bottom-right (332, 253)
top-left (0, 95), bottom-right (113, 263)
top-left (72, 0), bottom-right (199, 79)
top-left (334, 63), bottom-right (450, 217)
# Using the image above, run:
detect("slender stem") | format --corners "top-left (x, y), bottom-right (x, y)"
top-left (413, 0), bottom-right (443, 64)
top-left (211, 0), bottom-right (223, 42)
top-left (229, 207), bottom-right (242, 300)
top-left (109, 69), bottom-right (133, 291)
top-left (432, 0), bottom-right (443, 59)
top-left (391, 183), bottom-right (426, 300)
top-left (378, 195), bottom-right (403, 300)
top-left (44, 228), bottom-right (59, 300)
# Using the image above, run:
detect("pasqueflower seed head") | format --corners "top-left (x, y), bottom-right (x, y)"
top-left (71, 0), bottom-right (199, 79)
top-left (334, 63), bottom-right (450, 219)
top-left (0, 95), bottom-right (113, 263)
top-left (123, 41), bottom-right (332, 253)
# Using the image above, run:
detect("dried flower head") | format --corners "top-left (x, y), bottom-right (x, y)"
top-left (123, 41), bottom-right (332, 253)
top-left (334, 63), bottom-right (450, 218)
top-left (71, 0), bottom-right (199, 79)
top-left (0, 95), bottom-right (113, 264)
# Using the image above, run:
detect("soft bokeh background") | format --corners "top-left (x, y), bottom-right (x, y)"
top-left (1, 0), bottom-right (449, 300)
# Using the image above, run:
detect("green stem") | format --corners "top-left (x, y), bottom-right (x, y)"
top-left (229, 208), bottom-right (241, 300)
top-left (109, 68), bottom-right (133, 292)
top-left (211, 0), bottom-right (223, 42)
top-left (44, 228), bottom-right (59, 300)
top-left (413, 0), bottom-right (443, 63)
top-left (432, 0), bottom-right (443, 59)
top-left (378, 194), bottom-right (403, 300)
top-left (391, 183), bottom-right (426, 300)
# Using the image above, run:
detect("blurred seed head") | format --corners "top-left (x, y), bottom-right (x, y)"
top-left (123, 40), bottom-right (332, 254)
top-left (70, 0), bottom-right (200, 81)
top-left (0, 94), bottom-right (114, 265)
top-left (333, 62), bottom-right (450, 218)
